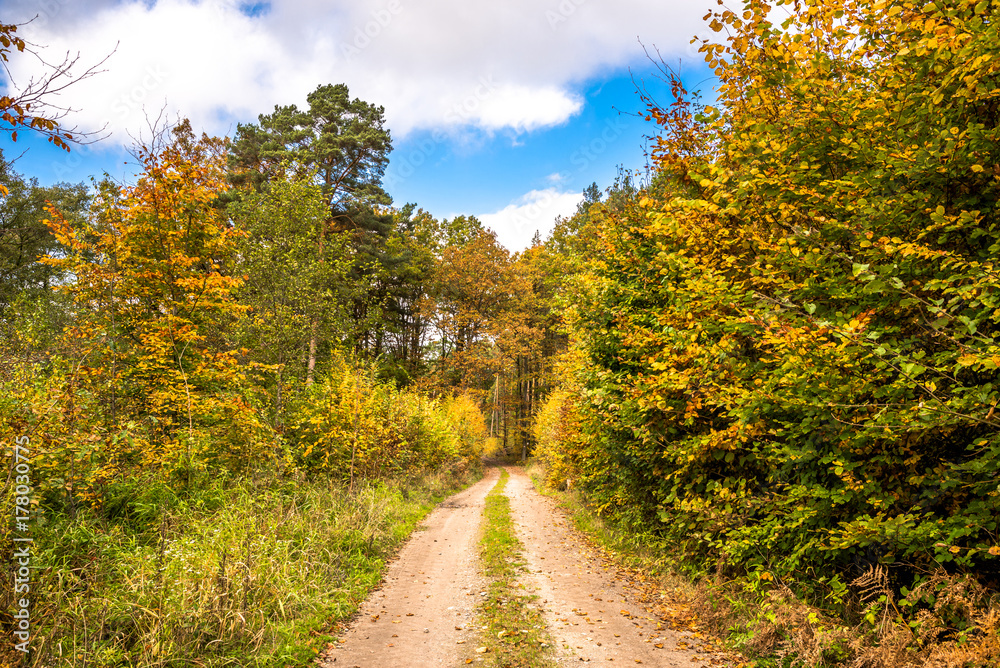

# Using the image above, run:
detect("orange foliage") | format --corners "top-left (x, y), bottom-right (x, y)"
top-left (42, 122), bottom-right (265, 478)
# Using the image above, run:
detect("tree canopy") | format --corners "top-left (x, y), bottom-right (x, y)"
top-left (230, 83), bottom-right (392, 212)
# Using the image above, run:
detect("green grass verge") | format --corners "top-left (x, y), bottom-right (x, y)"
top-left (474, 467), bottom-right (554, 668)
top-left (23, 466), bottom-right (480, 668)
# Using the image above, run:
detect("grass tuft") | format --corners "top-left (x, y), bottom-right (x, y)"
top-left (473, 467), bottom-right (554, 668)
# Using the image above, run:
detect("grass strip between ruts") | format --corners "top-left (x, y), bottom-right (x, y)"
top-left (471, 467), bottom-right (554, 667)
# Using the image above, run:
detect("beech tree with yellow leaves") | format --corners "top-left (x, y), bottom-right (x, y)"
top-left (540, 1), bottom-right (1000, 636)
top-left (42, 121), bottom-right (265, 484)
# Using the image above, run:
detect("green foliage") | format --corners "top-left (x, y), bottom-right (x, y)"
top-left (230, 175), bottom-right (353, 390)
top-left (230, 83), bottom-right (392, 210)
top-left (0, 157), bottom-right (86, 366)
top-left (543, 0), bottom-right (1000, 629)
top-left (0, 157), bottom-right (87, 316)
top-left (21, 468), bottom-right (477, 667)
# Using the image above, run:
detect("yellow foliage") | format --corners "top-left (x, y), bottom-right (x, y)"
top-left (533, 350), bottom-right (589, 489)
top-left (288, 359), bottom-right (487, 478)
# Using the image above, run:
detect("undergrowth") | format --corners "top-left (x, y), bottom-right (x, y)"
top-left (526, 462), bottom-right (1000, 668)
top-left (9, 464), bottom-right (478, 667)
top-left (474, 467), bottom-right (553, 668)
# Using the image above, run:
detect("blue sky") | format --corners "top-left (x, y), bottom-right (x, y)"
top-left (1, 0), bottom-right (720, 251)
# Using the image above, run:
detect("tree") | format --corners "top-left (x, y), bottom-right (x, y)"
top-left (0, 157), bottom-right (88, 370)
top-left (230, 83), bottom-right (395, 368)
top-left (365, 205), bottom-right (438, 384)
top-left (547, 182), bottom-right (604, 262)
top-left (550, 0), bottom-right (1000, 600)
top-left (422, 225), bottom-right (537, 454)
top-left (229, 176), bottom-right (353, 410)
top-left (439, 214), bottom-right (485, 247)
top-left (0, 157), bottom-right (87, 315)
top-left (230, 83), bottom-right (392, 211)
top-left (44, 121), bottom-right (261, 472)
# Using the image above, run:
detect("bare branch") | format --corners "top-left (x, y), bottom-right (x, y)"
top-left (0, 19), bottom-right (115, 150)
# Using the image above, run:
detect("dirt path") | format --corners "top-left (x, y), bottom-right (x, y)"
top-left (318, 468), bottom-right (498, 668)
top-left (319, 466), bottom-right (735, 667)
top-left (504, 466), bottom-right (726, 666)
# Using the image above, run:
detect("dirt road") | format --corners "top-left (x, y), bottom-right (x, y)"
top-left (320, 466), bottom-right (733, 667)
top-left (319, 469), bottom-right (498, 667)
top-left (505, 467), bottom-right (716, 665)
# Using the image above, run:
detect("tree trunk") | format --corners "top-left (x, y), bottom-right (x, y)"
top-left (501, 373), bottom-right (508, 450)
top-left (306, 318), bottom-right (318, 385)
top-left (307, 216), bottom-right (328, 386)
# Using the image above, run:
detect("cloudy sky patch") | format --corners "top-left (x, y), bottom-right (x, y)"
top-left (1, 0), bottom-right (719, 250)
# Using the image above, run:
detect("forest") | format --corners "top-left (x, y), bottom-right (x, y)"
top-left (3, 0), bottom-right (1000, 666)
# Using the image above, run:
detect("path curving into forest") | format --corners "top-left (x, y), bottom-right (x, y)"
top-left (319, 465), bottom-right (737, 667)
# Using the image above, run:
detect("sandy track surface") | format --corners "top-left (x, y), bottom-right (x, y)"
top-left (504, 466), bottom-right (726, 666)
top-left (318, 469), bottom-right (498, 668)
top-left (319, 466), bottom-right (735, 667)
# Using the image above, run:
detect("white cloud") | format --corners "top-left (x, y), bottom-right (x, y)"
top-left (480, 188), bottom-right (582, 252)
top-left (2, 0), bottom-right (718, 146)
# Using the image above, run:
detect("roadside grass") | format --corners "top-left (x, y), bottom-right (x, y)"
top-left (525, 461), bottom-right (1000, 668)
top-left (473, 467), bottom-right (554, 668)
top-left (23, 465), bottom-right (479, 668)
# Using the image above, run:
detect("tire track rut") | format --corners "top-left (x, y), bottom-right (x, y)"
top-left (319, 469), bottom-right (497, 667)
